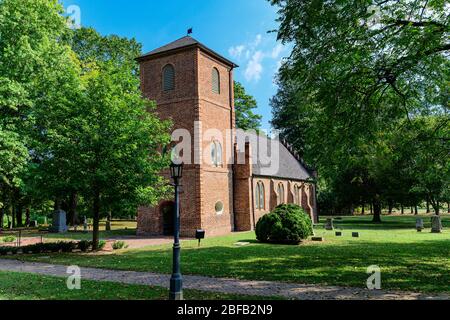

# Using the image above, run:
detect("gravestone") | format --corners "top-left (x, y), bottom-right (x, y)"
top-left (83, 217), bottom-right (88, 232)
top-left (325, 218), bottom-right (334, 231)
top-left (431, 216), bottom-right (443, 233)
top-left (416, 218), bottom-right (424, 232)
top-left (312, 237), bottom-right (324, 242)
top-left (335, 231), bottom-right (342, 237)
top-left (352, 232), bottom-right (360, 238)
top-left (50, 210), bottom-right (68, 233)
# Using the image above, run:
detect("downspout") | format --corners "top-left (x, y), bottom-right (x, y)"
top-left (251, 176), bottom-right (256, 230)
top-left (229, 67), bottom-right (236, 231)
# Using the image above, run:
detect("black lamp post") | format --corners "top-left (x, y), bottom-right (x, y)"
top-left (169, 161), bottom-right (184, 300)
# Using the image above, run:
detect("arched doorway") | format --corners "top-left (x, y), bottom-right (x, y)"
top-left (161, 201), bottom-right (175, 236)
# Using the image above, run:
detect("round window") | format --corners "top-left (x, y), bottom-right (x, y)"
top-left (215, 201), bottom-right (224, 215)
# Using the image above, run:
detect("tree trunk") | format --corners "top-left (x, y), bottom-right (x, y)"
top-left (361, 205), bottom-right (365, 215)
top-left (370, 204), bottom-right (373, 214)
top-left (0, 207), bottom-right (4, 231)
top-left (10, 203), bottom-right (15, 228)
top-left (92, 187), bottom-right (101, 251)
top-left (372, 200), bottom-right (382, 223)
top-left (401, 205), bottom-right (404, 215)
top-left (388, 201), bottom-right (393, 215)
top-left (67, 192), bottom-right (79, 226)
top-left (25, 208), bottom-right (30, 226)
top-left (426, 200), bottom-right (430, 213)
top-left (410, 207), bottom-right (413, 214)
top-left (15, 203), bottom-right (23, 227)
top-left (448, 202), bottom-right (450, 214)
top-left (415, 206), bottom-right (418, 215)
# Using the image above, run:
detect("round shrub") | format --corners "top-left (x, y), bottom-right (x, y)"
top-left (256, 204), bottom-right (314, 244)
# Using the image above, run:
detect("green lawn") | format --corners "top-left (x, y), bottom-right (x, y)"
top-left (0, 271), bottom-right (277, 300)
top-left (3, 215), bottom-right (450, 294)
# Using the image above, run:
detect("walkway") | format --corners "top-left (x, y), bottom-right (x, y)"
top-left (0, 260), bottom-right (447, 300)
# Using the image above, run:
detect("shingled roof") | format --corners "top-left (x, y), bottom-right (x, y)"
top-left (247, 134), bottom-right (315, 181)
top-left (137, 36), bottom-right (238, 68)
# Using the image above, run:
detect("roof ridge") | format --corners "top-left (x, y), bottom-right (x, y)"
top-left (279, 137), bottom-right (317, 178)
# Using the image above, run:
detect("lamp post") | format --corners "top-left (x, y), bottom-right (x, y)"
top-left (169, 161), bottom-right (184, 300)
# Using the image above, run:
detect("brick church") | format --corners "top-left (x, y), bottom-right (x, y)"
top-left (136, 36), bottom-right (318, 237)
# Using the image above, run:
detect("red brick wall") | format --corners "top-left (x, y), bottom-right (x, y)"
top-left (137, 46), bottom-right (235, 237)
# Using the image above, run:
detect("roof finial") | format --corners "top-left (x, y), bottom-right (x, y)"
top-left (187, 28), bottom-right (193, 36)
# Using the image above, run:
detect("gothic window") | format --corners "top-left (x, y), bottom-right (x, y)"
top-left (277, 183), bottom-right (285, 205)
top-left (294, 185), bottom-right (301, 205)
top-left (163, 64), bottom-right (175, 91)
top-left (255, 182), bottom-right (265, 210)
top-left (211, 141), bottom-right (223, 167)
top-left (212, 67), bottom-right (220, 94)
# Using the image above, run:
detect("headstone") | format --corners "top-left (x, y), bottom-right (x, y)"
top-left (105, 221), bottom-right (111, 231)
top-left (431, 216), bottom-right (443, 233)
top-left (352, 232), bottom-right (360, 238)
top-left (416, 219), bottom-right (424, 232)
top-left (312, 237), bottom-right (324, 242)
top-left (83, 217), bottom-right (88, 232)
top-left (325, 218), bottom-right (334, 231)
top-left (335, 231), bottom-right (342, 237)
top-left (50, 210), bottom-right (68, 233)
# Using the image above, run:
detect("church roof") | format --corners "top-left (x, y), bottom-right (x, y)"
top-left (137, 36), bottom-right (238, 68)
top-left (248, 134), bottom-right (315, 181)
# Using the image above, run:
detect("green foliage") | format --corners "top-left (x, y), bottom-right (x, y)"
top-left (2, 236), bottom-right (16, 243)
top-left (97, 240), bottom-right (107, 251)
top-left (269, 0), bottom-right (449, 216)
top-left (256, 204), bottom-right (314, 244)
top-left (112, 241), bottom-right (128, 250)
top-left (78, 240), bottom-right (92, 252)
top-left (234, 82), bottom-right (262, 131)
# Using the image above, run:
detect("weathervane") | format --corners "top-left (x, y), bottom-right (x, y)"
top-left (187, 28), bottom-right (193, 35)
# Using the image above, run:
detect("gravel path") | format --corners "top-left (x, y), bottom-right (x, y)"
top-left (0, 259), bottom-right (448, 300)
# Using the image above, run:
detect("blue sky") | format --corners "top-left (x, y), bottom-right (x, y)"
top-left (61, 0), bottom-right (289, 130)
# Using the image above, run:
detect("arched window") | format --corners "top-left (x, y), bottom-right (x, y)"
top-left (210, 141), bottom-right (223, 167)
top-left (212, 68), bottom-right (220, 94)
top-left (294, 185), bottom-right (301, 205)
top-left (257, 182), bottom-right (265, 210)
top-left (163, 64), bottom-right (175, 91)
top-left (277, 183), bottom-right (285, 205)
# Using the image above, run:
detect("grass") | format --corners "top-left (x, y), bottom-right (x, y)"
top-left (3, 215), bottom-right (449, 294)
top-left (0, 271), bottom-right (278, 300)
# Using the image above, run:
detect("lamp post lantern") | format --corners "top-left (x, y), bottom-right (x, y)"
top-left (169, 161), bottom-right (184, 300)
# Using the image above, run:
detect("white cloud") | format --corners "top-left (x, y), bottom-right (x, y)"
top-left (245, 51), bottom-right (264, 82)
top-left (271, 44), bottom-right (284, 59)
top-left (228, 45), bottom-right (245, 59)
top-left (252, 34), bottom-right (262, 48)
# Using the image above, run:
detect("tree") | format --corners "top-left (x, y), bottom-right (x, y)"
top-left (0, 0), bottom-right (75, 227)
top-left (67, 62), bottom-right (171, 249)
top-left (234, 82), bottom-right (262, 131)
top-left (269, 0), bottom-right (449, 220)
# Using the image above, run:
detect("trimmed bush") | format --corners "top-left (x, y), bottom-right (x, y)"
top-left (112, 241), bottom-right (128, 250)
top-left (256, 204), bottom-right (314, 245)
top-left (98, 240), bottom-right (106, 250)
top-left (2, 236), bottom-right (16, 243)
top-left (78, 240), bottom-right (92, 252)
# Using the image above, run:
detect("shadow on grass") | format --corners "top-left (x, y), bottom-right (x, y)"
top-left (319, 216), bottom-right (450, 230)
top-left (19, 237), bottom-right (449, 294)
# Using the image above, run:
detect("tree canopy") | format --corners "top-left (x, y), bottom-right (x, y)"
top-left (270, 0), bottom-right (449, 220)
